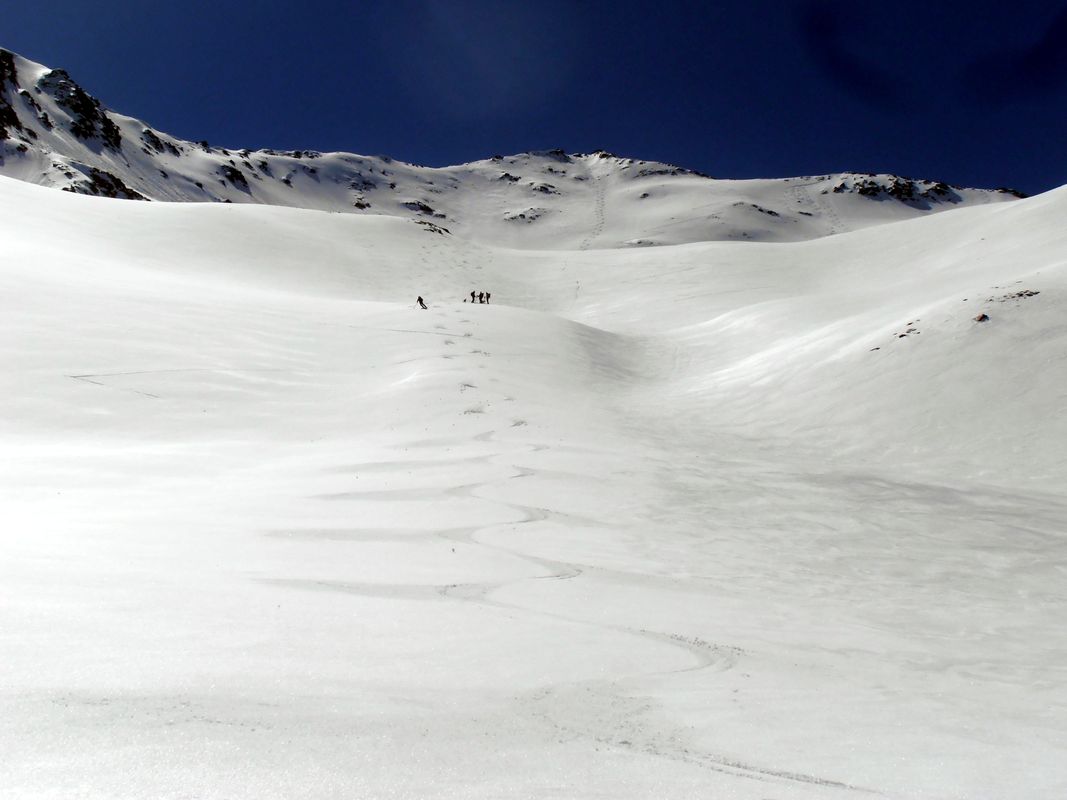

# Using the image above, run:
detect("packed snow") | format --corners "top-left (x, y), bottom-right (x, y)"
top-left (2, 162), bottom-right (1065, 799)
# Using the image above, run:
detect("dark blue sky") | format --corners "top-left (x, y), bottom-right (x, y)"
top-left (4, 0), bottom-right (1067, 194)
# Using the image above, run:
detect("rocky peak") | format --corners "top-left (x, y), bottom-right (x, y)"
top-left (0, 49), bottom-right (24, 140)
top-left (827, 174), bottom-right (965, 206)
top-left (37, 68), bottom-right (122, 151)
top-left (0, 49), bottom-right (18, 86)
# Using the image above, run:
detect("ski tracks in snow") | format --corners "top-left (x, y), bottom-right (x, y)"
top-left (579, 174), bottom-right (607, 250)
top-left (524, 679), bottom-right (879, 796)
top-left (790, 180), bottom-right (849, 236)
top-left (256, 307), bottom-right (880, 796)
top-left (283, 472), bottom-right (865, 792)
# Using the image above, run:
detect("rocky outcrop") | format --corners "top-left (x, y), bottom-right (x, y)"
top-left (830, 174), bottom-right (966, 206)
top-left (62, 167), bottom-right (147, 200)
top-left (37, 69), bottom-right (122, 151)
top-left (141, 127), bottom-right (180, 157)
top-left (219, 164), bottom-right (250, 192)
top-left (0, 50), bottom-right (24, 141)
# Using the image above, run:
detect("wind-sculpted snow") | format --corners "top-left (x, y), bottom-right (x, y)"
top-left (1, 171), bottom-right (1065, 798)
top-left (0, 47), bottom-right (1024, 249)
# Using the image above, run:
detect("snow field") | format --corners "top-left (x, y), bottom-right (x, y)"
top-left (1, 176), bottom-right (1065, 798)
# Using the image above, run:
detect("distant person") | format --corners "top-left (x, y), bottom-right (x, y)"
top-left (417, 296), bottom-right (427, 309)
top-left (478, 291), bottom-right (485, 303)
top-left (470, 290), bottom-right (476, 303)
top-left (485, 292), bottom-right (491, 304)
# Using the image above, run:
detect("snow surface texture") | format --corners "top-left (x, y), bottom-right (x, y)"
top-left (2, 47), bottom-right (1066, 800)
top-left (0, 48), bottom-right (1024, 250)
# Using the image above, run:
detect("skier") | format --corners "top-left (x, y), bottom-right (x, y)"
top-left (470, 290), bottom-right (476, 303)
top-left (478, 291), bottom-right (485, 303)
top-left (485, 292), bottom-right (491, 304)
top-left (417, 296), bottom-right (428, 309)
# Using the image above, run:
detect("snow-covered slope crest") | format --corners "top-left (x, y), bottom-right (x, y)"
top-left (0, 46), bottom-right (1024, 249)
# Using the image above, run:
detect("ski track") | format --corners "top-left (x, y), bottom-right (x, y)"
top-left (525, 675), bottom-right (883, 795)
top-left (68, 367), bottom-right (300, 399)
top-left (579, 172), bottom-right (607, 250)
top-left (249, 308), bottom-right (768, 783)
top-left (791, 180), bottom-right (848, 235)
top-left (259, 304), bottom-right (877, 796)
top-left (250, 298), bottom-right (888, 794)
top-left (431, 453), bottom-right (878, 795)
top-left (273, 430), bottom-right (882, 795)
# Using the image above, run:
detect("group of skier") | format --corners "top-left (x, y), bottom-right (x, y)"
top-left (415, 290), bottom-right (492, 309)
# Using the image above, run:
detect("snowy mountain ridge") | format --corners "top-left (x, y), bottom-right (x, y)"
top-left (0, 46), bottom-right (1024, 249)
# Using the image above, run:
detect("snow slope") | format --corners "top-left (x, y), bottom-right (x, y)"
top-left (0, 47), bottom-right (1024, 250)
top-left (1, 170), bottom-right (1065, 799)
